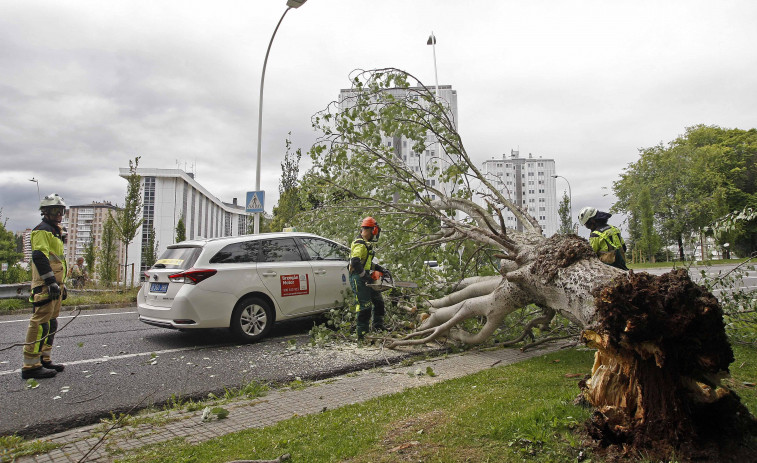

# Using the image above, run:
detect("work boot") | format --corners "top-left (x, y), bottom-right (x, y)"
top-left (41, 360), bottom-right (65, 372)
top-left (21, 366), bottom-right (57, 379)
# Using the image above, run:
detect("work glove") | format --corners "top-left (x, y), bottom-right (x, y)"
top-left (48, 282), bottom-right (61, 299)
top-left (62, 287), bottom-right (68, 301)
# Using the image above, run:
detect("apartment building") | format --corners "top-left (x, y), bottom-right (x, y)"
top-left (20, 228), bottom-right (32, 264)
top-left (481, 150), bottom-right (559, 236)
top-left (338, 84), bottom-right (459, 200)
top-left (62, 201), bottom-right (125, 276)
top-left (118, 168), bottom-right (251, 282)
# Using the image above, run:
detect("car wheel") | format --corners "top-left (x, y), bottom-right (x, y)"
top-left (230, 296), bottom-right (274, 342)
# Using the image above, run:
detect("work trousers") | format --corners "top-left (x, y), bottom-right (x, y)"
top-left (23, 287), bottom-right (62, 369)
top-left (349, 273), bottom-right (385, 339)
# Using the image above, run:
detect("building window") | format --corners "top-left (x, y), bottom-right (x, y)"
top-left (140, 177), bottom-right (156, 272)
top-left (197, 195), bottom-right (203, 237)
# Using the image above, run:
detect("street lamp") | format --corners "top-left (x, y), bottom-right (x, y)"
top-left (253, 0), bottom-right (308, 234)
top-left (426, 32), bottom-right (439, 99)
top-left (552, 174), bottom-right (572, 225)
top-left (425, 32), bottom-right (441, 181)
top-left (29, 177), bottom-right (40, 201)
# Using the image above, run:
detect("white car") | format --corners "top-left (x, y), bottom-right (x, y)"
top-left (137, 232), bottom-right (351, 342)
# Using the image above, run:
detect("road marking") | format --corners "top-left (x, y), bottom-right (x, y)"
top-left (0, 344), bottom-right (225, 376)
top-left (0, 311), bottom-right (137, 324)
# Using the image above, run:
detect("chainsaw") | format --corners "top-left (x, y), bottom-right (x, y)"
top-left (367, 271), bottom-right (418, 292)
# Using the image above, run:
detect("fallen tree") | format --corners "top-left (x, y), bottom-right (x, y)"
top-left (301, 68), bottom-right (756, 459)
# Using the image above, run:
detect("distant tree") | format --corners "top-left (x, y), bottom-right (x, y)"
top-left (636, 186), bottom-right (662, 262)
top-left (83, 237), bottom-right (97, 281)
top-left (114, 157), bottom-right (144, 286)
top-left (15, 233), bottom-right (24, 254)
top-left (613, 125), bottom-right (757, 259)
top-left (98, 214), bottom-right (119, 286)
top-left (0, 211), bottom-right (27, 284)
top-left (557, 192), bottom-right (573, 234)
top-left (0, 211), bottom-right (22, 266)
top-left (271, 136), bottom-right (305, 232)
top-left (175, 215), bottom-right (186, 243)
top-left (142, 225), bottom-right (158, 268)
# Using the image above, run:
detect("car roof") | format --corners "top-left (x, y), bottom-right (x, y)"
top-left (167, 232), bottom-right (337, 249)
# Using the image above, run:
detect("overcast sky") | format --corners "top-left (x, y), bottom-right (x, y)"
top-left (1, 0), bottom-right (756, 234)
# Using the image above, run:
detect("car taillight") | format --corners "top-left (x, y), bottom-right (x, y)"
top-left (168, 268), bottom-right (217, 285)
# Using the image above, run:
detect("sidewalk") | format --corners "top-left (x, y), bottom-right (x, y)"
top-left (15, 341), bottom-right (571, 463)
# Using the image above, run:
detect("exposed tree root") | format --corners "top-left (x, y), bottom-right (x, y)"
top-left (581, 269), bottom-right (757, 460)
top-left (498, 307), bottom-right (556, 347)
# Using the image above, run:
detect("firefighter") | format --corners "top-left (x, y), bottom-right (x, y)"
top-left (22, 193), bottom-right (68, 379)
top-left (69, 257), bottom-right (87, 288)
top-left (349, 217), bottom-right (389, 340)
top-left (578, 206), bottom-right (628, 271)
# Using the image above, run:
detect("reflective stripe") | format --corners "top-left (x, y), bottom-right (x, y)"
top-left (590, 226), bottom-right (624, 253)
top-left (40, 271), bottom-right (55, 280)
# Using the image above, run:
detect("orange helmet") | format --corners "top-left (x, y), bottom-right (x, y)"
top-left (360, 216), bottom-right (380, 237)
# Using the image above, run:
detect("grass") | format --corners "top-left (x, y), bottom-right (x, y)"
top-left (0, 287), bottom-right (139, 314)
top-left (628, 257), bottom-right (750, 270)
top-left (0, 434), bottom-right (60, 461)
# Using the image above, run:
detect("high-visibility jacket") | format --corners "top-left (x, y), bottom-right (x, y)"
top-left (589, 224), bottom-right (626, 255)
top-left (30, 218), bottom-right (67, 294)
top-left (349, 238), bottom-right (377, 275)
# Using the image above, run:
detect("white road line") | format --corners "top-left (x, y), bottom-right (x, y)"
top-left (0, 344), bottom-right (224, 376)
top-left (0, 311), bottom-right (137, 324)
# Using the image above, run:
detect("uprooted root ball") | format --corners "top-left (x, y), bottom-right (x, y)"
top-left (580, 269), bottom-right (756, 460)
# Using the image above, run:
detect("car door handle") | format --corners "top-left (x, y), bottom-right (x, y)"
top-left (314, 270), bottom-right (327, 275)
top-left (261, 271), bottom-right (278, 276)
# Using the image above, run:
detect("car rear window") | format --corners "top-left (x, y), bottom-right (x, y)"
top-left (210, 240), bottom-right (261, 264)
top-left (153, 247), bottom-right (200, 270)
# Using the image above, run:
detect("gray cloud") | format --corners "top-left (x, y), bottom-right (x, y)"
top-left (1, 0), bottom-right (756, 238)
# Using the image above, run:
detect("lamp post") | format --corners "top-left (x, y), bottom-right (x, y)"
top-left (552, 174), bottom-right (572, 227)
top-left (29, 178), bottom-right (40, 201)
top-left (426, 32), bottom-right (439, 99)
top-left (426, 33), bottom-right (441, 186)
top-left (253, 0), bottom-right (308, 234)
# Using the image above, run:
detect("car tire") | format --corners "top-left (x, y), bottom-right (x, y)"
top-left (230, 296), bottom-right (275, 342)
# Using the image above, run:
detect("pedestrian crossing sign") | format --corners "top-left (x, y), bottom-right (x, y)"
top-left (246, 191), bottom-right (265, 213)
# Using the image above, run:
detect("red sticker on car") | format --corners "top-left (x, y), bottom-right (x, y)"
top-left (280, 274), bottom-right (309, 296)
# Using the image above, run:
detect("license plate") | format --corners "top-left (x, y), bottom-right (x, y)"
top-left (150, 282), bottom-right (169, 293)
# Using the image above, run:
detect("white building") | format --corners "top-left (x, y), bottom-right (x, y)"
top-left (118, 168), bottom-right (251, 282)
top-left (481, 150), bottom-right (560, 236)
top-left (338, 84), bottom-right (459, 200)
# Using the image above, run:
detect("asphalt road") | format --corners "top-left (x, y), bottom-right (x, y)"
top-left (0, 308), bottom-right (423, 438)
top-left (638, 262), bottom-right (757, 295)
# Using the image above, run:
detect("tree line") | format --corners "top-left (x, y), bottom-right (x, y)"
top-left (612, 125), bottom-right (756, 261)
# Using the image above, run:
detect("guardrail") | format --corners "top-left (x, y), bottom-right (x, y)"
top-left (0, 283), bottom-right (31, 300)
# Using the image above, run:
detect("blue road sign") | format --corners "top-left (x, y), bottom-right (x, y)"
top-left (246, 191), bottom-right (265, 213)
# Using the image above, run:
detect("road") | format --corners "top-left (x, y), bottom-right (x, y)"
top-left (0, 308), bottom-right (420, 438)
top-left (639, 262), bottom-right (757, 295)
